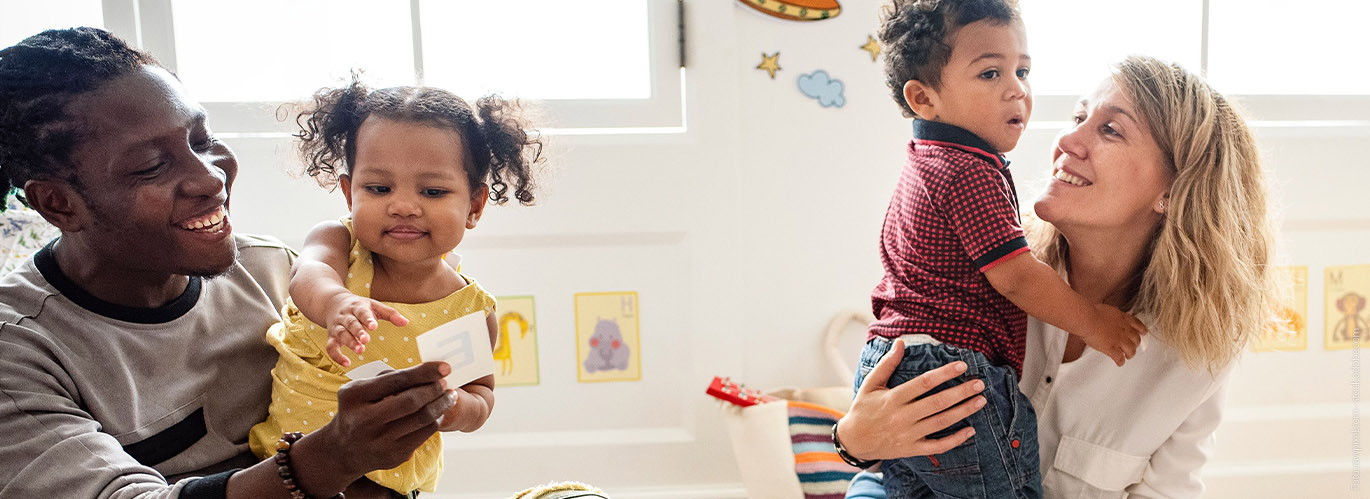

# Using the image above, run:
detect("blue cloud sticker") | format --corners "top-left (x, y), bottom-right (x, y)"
top-left (797, 70), bottom-right (845, 108)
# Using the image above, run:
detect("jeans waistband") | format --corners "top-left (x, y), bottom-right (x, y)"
top-left (863, 335), bottom-right (994, 377)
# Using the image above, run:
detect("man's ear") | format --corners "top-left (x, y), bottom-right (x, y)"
top-left (22, 179), bottom-right (87, 232)
top-left (339, 175), bottom-right (354, 210)
top-left (467, 184), bottom-right (490, 229)
top-left (903, 79), bottom-right (941, 120)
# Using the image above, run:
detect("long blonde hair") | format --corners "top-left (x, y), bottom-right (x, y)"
top-left (1030, 55), bottom-right (1278, 372)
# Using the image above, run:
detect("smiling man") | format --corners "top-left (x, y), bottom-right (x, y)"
top-left (0, 28), bottom-right (458, 499)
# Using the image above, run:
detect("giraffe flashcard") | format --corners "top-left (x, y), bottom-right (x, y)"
top-left (493, 295), bottom-right (540, 387)
top-left (1326, 265), bottom-right (1370, 351)
top-left (575, 291), bottom-right (642, 383)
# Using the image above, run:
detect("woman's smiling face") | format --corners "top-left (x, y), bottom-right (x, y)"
top-left (1034, 79), bottom-right (1174, 234)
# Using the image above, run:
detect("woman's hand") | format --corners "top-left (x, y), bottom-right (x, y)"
top-left (835, 339), bottom-right (987, 462)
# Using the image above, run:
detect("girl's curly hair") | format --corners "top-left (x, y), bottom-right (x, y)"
top-left (294, 75), bottom-right (542, 205)
top-left (879, 0), bottom-right (1021, 118)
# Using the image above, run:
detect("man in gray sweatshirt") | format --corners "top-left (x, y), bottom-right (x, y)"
top-left (0, 28), bottom-right (456, 499)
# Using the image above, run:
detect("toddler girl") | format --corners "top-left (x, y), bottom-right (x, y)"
top-left (249, 77), bottom-right (542, 495)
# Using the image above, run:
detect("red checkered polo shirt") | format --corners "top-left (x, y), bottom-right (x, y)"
top-left (869, 120), bottom-right (1030, 374)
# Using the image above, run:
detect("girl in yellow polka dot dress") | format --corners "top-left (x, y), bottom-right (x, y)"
top-left (248, 76), bottom-right (542, 495)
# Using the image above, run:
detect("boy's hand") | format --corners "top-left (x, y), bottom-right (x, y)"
top-left (324, 292), bottom-right (410, 366)
top-left (1080, 304), bottom-right (1147, 366)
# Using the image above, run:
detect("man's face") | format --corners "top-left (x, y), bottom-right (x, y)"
top-left (62, 66), bottom-right (239, 276)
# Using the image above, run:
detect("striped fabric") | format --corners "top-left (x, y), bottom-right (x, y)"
top-left (788, 401), bottom-right (859, 499)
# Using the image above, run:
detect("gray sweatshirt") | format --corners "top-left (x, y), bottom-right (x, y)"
top-left (0, 235), bottom-right (293, 498)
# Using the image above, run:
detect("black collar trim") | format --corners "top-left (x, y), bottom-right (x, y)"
top-left (912, 120), bottom-right (1008, 170)
top-left (35, 239), bottom-right (201, 324)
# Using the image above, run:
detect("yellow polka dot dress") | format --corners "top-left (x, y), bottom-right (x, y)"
top-left (249, 219), bottom-right (495, 493)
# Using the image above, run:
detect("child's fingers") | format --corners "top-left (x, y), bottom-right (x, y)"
top-left (370, 300), bottom-right (409, 327)
top-left (1130, 315), bottom-right (1149, 335)
top-left (1121, 340), bottom-right (1137, 359)
top-left (326, 336), bottom-right (352, 367)
top-left (355, 307), bottom-right (381, 331)
top-left (341, 315), bottom-right (370, 348)
top-left (334, 322), bottom-right (366, 353)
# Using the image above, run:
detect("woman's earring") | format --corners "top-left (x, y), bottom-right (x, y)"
top-left (1159, 199), bottom-right (1167, 212)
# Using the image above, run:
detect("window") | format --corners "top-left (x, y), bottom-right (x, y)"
top-left (171, 0), bottom-right (416, 103)
top-left (100, 0), bottom-right (683, 133)
top-left (1020, 0), bottom-right (1203, 97)
top-left (418, 1), bottom-right (651, 100)
top-left (1207, 0), bottom-right (1370, 95)
top-left (1016, 0), bottom-right (1367, 126)
top-left (0, 0), bottom-right (103, 49)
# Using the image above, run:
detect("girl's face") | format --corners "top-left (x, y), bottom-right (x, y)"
top-left (1034, 79), bottom-right (1172, 234)
top-left (341, 117), bottom-right (488, 265)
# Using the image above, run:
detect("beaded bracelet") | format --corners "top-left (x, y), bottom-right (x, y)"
top-left (274, 431), bottom-right (345, 499)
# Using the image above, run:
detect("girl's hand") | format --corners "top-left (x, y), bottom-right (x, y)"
top-left (835, 339), bottom-right (987, 462)
top-left (436, 385), bottom-right (490, 432)
top-left (324, 291), bottom-right (409, 366)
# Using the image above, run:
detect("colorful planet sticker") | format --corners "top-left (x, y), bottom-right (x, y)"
top-left (738, 0), bottom-right (841, 21)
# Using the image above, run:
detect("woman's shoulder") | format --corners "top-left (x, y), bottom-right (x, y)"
top-left (1028, 316), bottom-right (1232, 393)
top-left (1137, 314), bottom-right (1238, 387)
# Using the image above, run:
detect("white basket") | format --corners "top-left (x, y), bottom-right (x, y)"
top-left (717, 310), bottom-right (874, 498)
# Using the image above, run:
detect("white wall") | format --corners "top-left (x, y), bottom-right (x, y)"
top-left (225, 2), bottom-right (1370, 497)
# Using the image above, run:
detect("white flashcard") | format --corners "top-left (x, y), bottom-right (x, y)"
top-left (346, 360), bottom-right (397, 380)
top-left (416, 310), bottom-right (494, 387)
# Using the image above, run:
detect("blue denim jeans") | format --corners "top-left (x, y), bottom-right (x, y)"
top-left (847, 471), bottom-right (888, 499)
top-left (854, 337), bottom-right (1042, 499)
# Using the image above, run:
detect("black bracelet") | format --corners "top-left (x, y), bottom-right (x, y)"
top-left (831, 423), bottom-right (879, 469)
top-left (274, 432), bottom-right (345, 499)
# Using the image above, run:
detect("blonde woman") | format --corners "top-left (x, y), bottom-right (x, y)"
top-left (836, 55), bottom-right (1278, 498)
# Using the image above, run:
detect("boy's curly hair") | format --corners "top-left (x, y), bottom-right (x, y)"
top-left (294, 75), bottom-right (542, 205)
top-left (879, 0), bottom-right (1021, 118)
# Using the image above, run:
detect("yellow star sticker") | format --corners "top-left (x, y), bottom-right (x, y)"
top-left (860, 34), bottom-right (881, 62)
top-left (756, 52), bottom-right (781, 79)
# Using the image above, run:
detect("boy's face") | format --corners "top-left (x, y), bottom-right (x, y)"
top-left (909, 20), bottom-right (1032, 153)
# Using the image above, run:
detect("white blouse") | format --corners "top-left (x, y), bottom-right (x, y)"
top-left (1019, 317), bottom-right (1233, 499)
